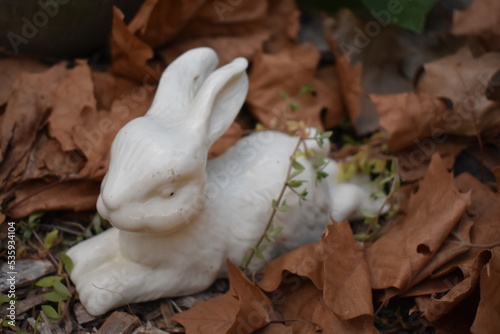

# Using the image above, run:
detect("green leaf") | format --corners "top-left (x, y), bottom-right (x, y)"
top-left (0, 294), bottom-right (10, 307)
top-left (43, 292), bottom-right (65, 303)
top-left (44, 229), bottom-right (59, 250)
top-left (299, 189), bottom-right (308, 200)
top-left (288, 180), bottom-right (304, 188)
top-left (278, 201), bottom-right (291, 212)
top-left (60, 253), bottom-right (74, 275)
top-left (28, 211), bottom-right (44, 225)
top-left (299, 83), bottom-right (316, 96)
top-left (290, 101), bottom-right (302, 111)
top-left (271, 199), bottom-right (278, 210)
top-left (52, 281), bottom-right (71, 299)
top-left (361, 209), bottom-right (377, 219)
top-left (255, 245), bottom-right (268, 260)
top-left (354, 233), bottom-right (370, 242)
top-left (268, 226), bottom-right (284, 238)
top-left (292, 160), bottom-right (305, 171)
top-left (279, 90), bottom-right (290, 100)
top-left (321, 131), bottom-right (333, 140)
top-left (92, 212), bottom-right (103, 234)
top-left (362, 0), bottom-right (438, 33)
top-left (316, 170), bottom-right (329, 182)
top-left (289, 169), bottom-right (304, 180)
top-left (36, 276), bottom-right (63, 288)
top-left (41, 304), bottom-right (60, 319)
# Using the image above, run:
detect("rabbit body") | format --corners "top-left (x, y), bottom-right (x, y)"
top-left (67, 47), bottom-right (385, 316)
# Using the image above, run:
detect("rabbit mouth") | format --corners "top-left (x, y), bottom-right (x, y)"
top-left (97, 195), bottom-right (199, 234)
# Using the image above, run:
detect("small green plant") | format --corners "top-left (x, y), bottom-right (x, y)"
top-left (241, 127), bottom-right (332, 271)
top-left (336, 141), bottom-right (400, 241)
top-left (18, 211), bottom-right (44, 241)
top-left (35, 253), bottom-right (74, 323)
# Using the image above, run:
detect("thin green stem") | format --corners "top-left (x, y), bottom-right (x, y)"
top-left (241, 137), bottom-right (304, 272)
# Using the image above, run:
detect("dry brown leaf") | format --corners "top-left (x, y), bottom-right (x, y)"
top-left (7, 180), bottom-right (101, 218)
top-left (264, 0), bottom-right (300, 53)
top-left (328, 38), bottom-right (363, 128)
top-left (370, 93), bottom-right (448, 152)
top-left (127, 0), bottom-right (159, 35)
top-left (258, 222), bottom-right (376, 333)
top-left (208, 122), bottom-right (243, 159)
top-left (471, 248), bottom-right (500, 333)
top-left (416, 47), bottom-right (500, 137)
top-left (0, 58), bottom-right (47, 106)
top-left (110, 6), bottom-right (155, 82)
top-left (396, 138), bottom-right (468, 182)
top-left (397, 171), bottom-right (500, 330)
top-left (412, 250), bottom-right (489, 333)
top-left (173, 261), bottom-right (276, 334)
top-left (140, 0), bottom-right (208, 47)
top-left (366, 154), bottom-right (471, 300)
top-left (158, 0), bottom-right (269, 66)
top-left (247, 44), bottom-right (342, 130)
top-left (452, 0), bottom-right (500, 51)
top-left (0, 57), bottom-right (156, 217)
top-left (0, 63), bottom-right (69, 191)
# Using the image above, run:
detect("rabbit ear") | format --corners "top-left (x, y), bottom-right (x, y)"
top-left (147, 47), bottom-right (219, 122)
top-left (191, 57), bottom-right (249, 147)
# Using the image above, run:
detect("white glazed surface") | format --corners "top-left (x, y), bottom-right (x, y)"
top-left (66, 47), bottom-right (386, 316)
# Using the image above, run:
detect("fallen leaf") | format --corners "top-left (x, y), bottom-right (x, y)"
top-left (7, 180), bottom-right (101, 218)
top-left (0, 58), bottom-right (47, 106)
top-left (0, 63), bottom-right (69, 192)
top-left (110, 6), bottom-right (155, 82)
top-left (370, 92), bottom-right (449, 152)
top-left (173, 261), bottom-right (277, 334)
top-left (158, 0), bottom-right (269, 66)
top-left (208, 122), bottom-right (243, 159)
top-left (258, 222), bottom-right (376, 333)
top-left (412, 250), bottom-right (489, 333)
top-left (396, 138), bottom-right (468, 182)
top-left (452, 0), bottom-right (500, 51)
top-left (139, 1), bottom-right (208, 47)
top-left (416, 47), bottom-right (500, 137)
top-left (471, 248), bottom-right (500, 333)
top-left (247, 44), bottom-right (341, 130)
top-left (264, 0), bottom-right (300, 53)
top-left (366, 154), bottom-right (470, 300)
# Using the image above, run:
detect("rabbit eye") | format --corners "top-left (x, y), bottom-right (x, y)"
top-left (170, 192), bottom-right (175, 197)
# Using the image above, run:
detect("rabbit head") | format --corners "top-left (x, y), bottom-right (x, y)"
top-left (97, 48), bottom-right (249, 233)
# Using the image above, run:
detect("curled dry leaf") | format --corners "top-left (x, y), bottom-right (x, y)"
top-left (173, 261), bottom-right (277, 334)
top-left (471, 248), bottom-right (500, 333)
top-left (370, 92), bottom-right (449, 152)
top-left (158, 0), bottom-right (270, 66)
top-left (247, 44), bottom-right (343, 130)
top-left (0, 59), bottom-right (156, 218)
top-left (110, 6), bottom-right (155, 82)
top-left (416, 47), bottom-right (500, 137)
top-left (452, 0), bottom-right (500, 52)
top-left (366, 154), bottom-right (471, 301)
top-left (173, 223), bottom-right (375, 334)
top-left (396, 171), bottom-right (500, 331)
top-left (258, 222), bottom-right (376, 333)
top-left (263, 0), bottom-right (300, 53)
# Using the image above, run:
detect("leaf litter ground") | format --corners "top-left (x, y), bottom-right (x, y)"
top-left (1, 0), bottom-right (500, 333)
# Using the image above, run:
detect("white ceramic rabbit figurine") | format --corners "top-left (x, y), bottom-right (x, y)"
top-left (67, 47), bottom-right (386, 316)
